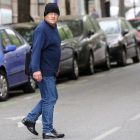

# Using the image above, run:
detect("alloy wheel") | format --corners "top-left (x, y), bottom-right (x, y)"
top-left (106, 51), bottom-right (110, 69)
top-left (30, 77), bottom-right (36, 90)
top-left (122, 49), bottom-right (126, 65)
top-left (137, 47), bottom-right (140, 61)
top-left (89, 55), bottom-right (94, 73)
top-left (0, 75), bottom-right (8, 98)
top-left (74, 59), bottom-right (79, 77)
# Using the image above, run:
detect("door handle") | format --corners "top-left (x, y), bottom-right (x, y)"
top-left (16, 53), bottom-right (19, 57)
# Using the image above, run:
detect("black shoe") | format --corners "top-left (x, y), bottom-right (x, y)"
top-left (22, 118), bottom-right (38, 136)
top-left (43, 129), bottom-right (65, 139)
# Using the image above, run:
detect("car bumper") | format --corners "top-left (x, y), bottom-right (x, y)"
top-left (109, 47), bottom-right (122, 62)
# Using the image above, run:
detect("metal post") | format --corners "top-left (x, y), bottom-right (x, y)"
top-left (133, 0), bottom-right (136, 17)
top-left (118, 0), bottom-right (125, 17)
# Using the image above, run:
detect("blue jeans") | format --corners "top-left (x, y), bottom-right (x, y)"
top-left (26, 76), bottom-right (58, 133)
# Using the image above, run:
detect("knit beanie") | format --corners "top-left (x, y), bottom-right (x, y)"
top-left (44, 3), bottom-right (60, 17)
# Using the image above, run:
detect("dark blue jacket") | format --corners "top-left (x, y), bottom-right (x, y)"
top-left (30, 20), bottom-right (61, 77)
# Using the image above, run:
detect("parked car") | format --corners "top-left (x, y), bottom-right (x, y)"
top-left (59, 15), bottom-right (110, 75)
top-left (97, 17), bottom-right (140, 66)
top-left (128, 17), bottom-right (140, 41)
top-left (10, 22), bottom-right (79, 80)
top-left (0, 26), bottom-right (36, 101)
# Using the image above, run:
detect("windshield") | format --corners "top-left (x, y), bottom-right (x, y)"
top-left (99, 20), bottom-right (120, 34)
top-left (15, 28), bottom-right (34, 45)
top-left (129, 20), bottom-right (140, 29)
top-left (64, 20), bottom-right (83, 37)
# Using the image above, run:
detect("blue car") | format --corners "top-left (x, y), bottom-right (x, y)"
top-left (0, 26), bottom-right (36, 101)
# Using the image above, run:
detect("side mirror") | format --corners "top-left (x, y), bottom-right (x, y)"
top-left (4, 45), bottom-right (16, 52)
top-left (122, 29), bottom-right (129, 36)
top-left (88, 29), bottom-right (94, 37)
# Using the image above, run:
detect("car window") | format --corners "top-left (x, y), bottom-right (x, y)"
top-left (125, 20), bottom-right (133, 30)
top-left (0, 30), bottom-right (11, 49)
top-left (5, 29), bottom-right (22, 47)
top-left (58, 28), bottom-right (67, 41)
top-left (90, 17), bottom-right (100, 31)
top-left (16, 33), bottom-right (24, 45)
top-left (99, 20), bottom-right (120, 34)
top-left (129, 20), bottom-right (140, 29)
top-left (65, 20), bottom-right (83, 37)
top-left (86, 18), bottom-right (94, 31)
top-left (62, 24), bottom-right (73, 39)
top-left (15, 28), bottom-right (34, 45)
top-left (121, 20), bottom-right (129, 31)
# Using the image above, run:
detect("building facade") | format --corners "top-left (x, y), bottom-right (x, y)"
top-left (0, 0), bottom-right (101, 24)
top-left (12, 0), bottom-right (86, 23)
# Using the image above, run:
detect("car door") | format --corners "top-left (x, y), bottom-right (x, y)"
top-left (121, 20), bottom-right (135, 57)
top-left (90, 17), bottom-right (107, 62)
top-left (125, 20), bottom-right (138, 56)
top-left (0, 29), bottom-right (22, 87)
top-left (85, 17), bottom-right (101, 63)
top-left (4, 28), bottom-right (29, 85)
top-left (58, 26), bottom-right (73, 74)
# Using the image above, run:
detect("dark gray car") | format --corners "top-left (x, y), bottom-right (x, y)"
top-left (10, 22), bottom-right (79, 80)
top-left (97, 17), bottom-right (140, 66)
top-left (59, 15), bottom-right (110, 75)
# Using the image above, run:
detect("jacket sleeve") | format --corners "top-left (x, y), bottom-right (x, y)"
top-left (31, 30), bottom-right (49, 73)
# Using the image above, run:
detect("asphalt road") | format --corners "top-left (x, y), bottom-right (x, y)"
top-left (1, 60), bottom-right (140, 140)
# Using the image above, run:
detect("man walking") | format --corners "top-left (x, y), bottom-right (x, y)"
top-left (22, 3), bottom-right (64, 139)
top-left (91, 7), bottom-right (99, 19)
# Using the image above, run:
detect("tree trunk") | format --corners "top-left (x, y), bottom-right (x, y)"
top-left (100, 0), bottom-right (106, 17)
top-left (18, 0), bottom-right (30, 23)
top-left (100, 0), bottom-right (110, 17)
top-left (105, 1), bottom-right (110, 17)
top-left (65, 0), bottom-right (70, 15)
top-left (118, 0), bottom-right (125, 17)
top-left (84, 0), bottom-right (89, 14)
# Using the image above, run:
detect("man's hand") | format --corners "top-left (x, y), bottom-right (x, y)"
top-left (33, 71), bottom-right (42, 82)
top-left (58, 65), bottom-right (60, 74)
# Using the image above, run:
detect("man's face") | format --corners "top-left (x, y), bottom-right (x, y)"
top-left (45, 12), bottom-right (58, 27)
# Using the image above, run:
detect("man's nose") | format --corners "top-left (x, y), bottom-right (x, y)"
top-left (51, 13), bottom-right (56, 17)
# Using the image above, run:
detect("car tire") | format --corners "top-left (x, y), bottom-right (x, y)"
top-left (23, 76), bottom-right (36, 93)
top-left (132, 46), bottom-right (140, 63)
top-left (0, 70), bottom-right (9, 101)
top-left (118, 48), bottom-right (127, 66)
top-left (102, 50), bottom-right (110, 70)
top-left (68, 57), bottom-right (79, 80)
top-left (85, 52), bottom-right (94, 75)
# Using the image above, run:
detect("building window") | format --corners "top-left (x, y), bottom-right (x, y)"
top-left (38, 0), bottom-right (45, 4)
top-left (65, 0), bottom-right (70, 15)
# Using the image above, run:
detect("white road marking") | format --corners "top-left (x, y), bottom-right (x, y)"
top-left (23, 97), bottom-right (32, 100)
top-left (92, 127), bottom-right (121, 140)
top-left (36, 120), bottom-right (42, 123)
top-left (18, 122), bottom-right (24, 128)
top-left (5, 116), bottom-right (25, 120)
top-left (57, 84), bottom-right (65, 87)
top-left (130, 114), bottom-right (140, 121)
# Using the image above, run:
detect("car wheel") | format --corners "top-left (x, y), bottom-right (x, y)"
top-left (68, 57), bottom-right (79, 80)
top-left (86, 52), bottom-right (94, 75)
top-left (118, 48), bottom-right (127, 66)
top-left (0, 70), bottom-right (9, 101)
top-left (102, 50), bottom-right (110, 70)
top-left (23, 76), bottom-right (36, 93)
top-left (132, 46), bottom-right (140, 63)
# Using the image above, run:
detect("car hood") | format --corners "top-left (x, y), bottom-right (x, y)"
top-left (106, 34), bottom-right (122, 46)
